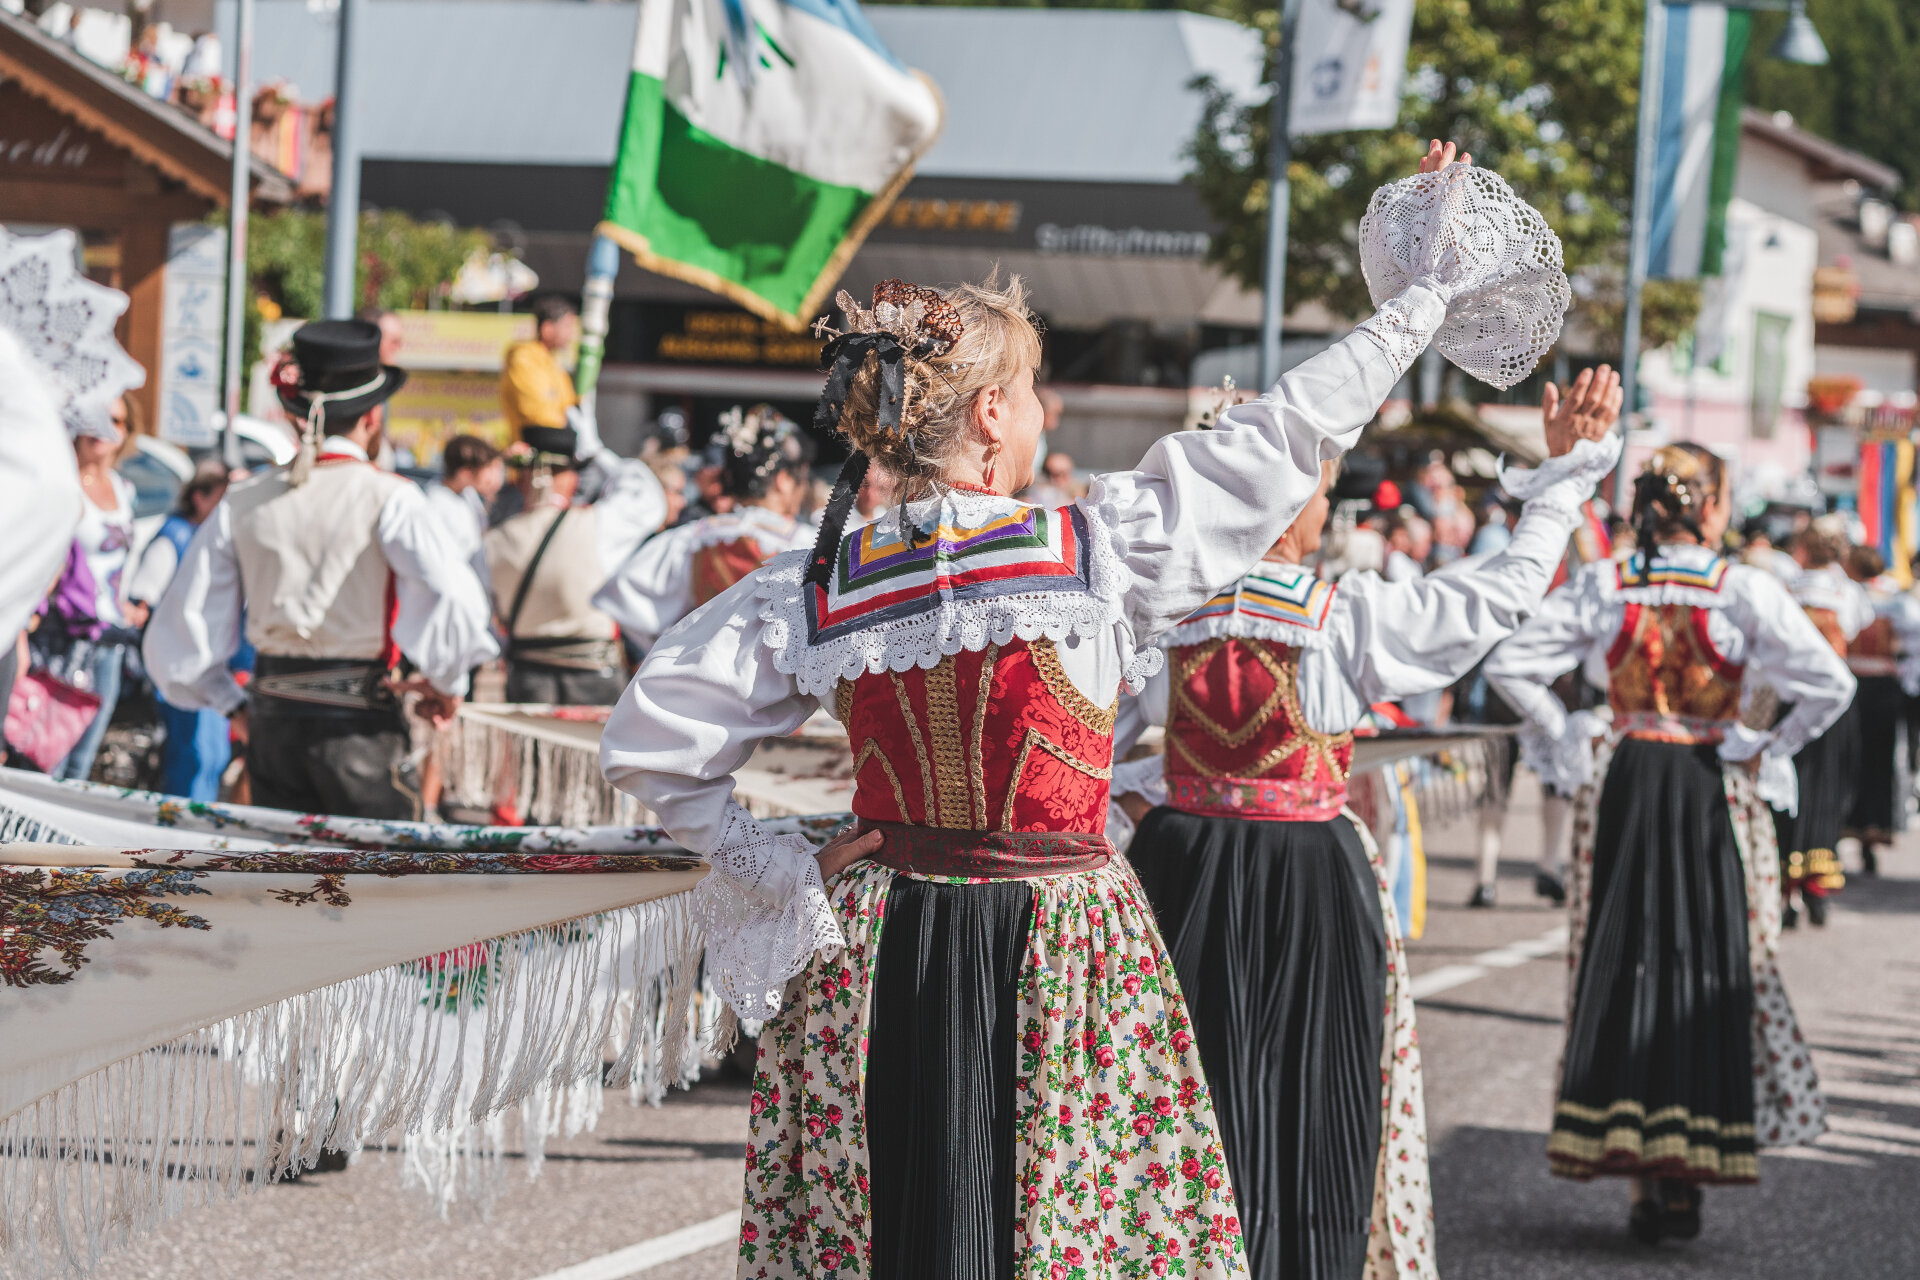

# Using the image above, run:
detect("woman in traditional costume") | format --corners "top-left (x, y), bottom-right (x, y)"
top-left (1485, 443), bottom-right (1852, 1243)
top-left (601, 149), bottom-right (1562, 1278)
top-left (594, 404), bottom-right (817, 653)
top-left (1109, 371), bottom-right (1622, 1280)
top-left (1841, 544), bottom-right (1920, 874)
top-left (1774, 524), bottom-right (1873, 925)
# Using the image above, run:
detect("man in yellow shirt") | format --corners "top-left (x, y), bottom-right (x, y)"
top-left (500, 295), bottom-right (580, 441)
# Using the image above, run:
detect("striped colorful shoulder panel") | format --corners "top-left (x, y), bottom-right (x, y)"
top-left (1612, 553), bottom-right (1729, 593)
top-left (1183, 563), bottom-right (1336, 633)
top-left (805, 502), bottom-right (1092, 645)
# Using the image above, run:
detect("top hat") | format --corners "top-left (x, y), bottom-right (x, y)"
top-left (274, 319), bottom-right (407, 429)
top-left (517, 424), bottom-right (581, 469)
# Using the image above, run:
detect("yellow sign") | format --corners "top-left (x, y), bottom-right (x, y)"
top-left (390, 310), bottom-right (577, 372)
top-left (385, 370), bottom-right (513, 467)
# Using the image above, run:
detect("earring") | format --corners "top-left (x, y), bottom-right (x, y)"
top-left (983, 442), bottom-right (1000, 489)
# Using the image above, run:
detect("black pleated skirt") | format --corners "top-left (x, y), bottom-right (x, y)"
top-left (1130, 808), bottom-right (1387, 1280)
top-left (1780, 698), bottom-right (1859, 892)
top-left (866, 877), bottom-right (1034, 1280)
top-left (1551, 738), bottom-right (1757, 1184)
top-left (1845, 674), bottom-right (1905, 838)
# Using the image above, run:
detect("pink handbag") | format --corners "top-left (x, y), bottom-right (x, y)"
top-left (4, 667), bottom-right (102, 773)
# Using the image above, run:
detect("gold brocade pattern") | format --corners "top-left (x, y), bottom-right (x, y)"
top-left (970, 642), bottom-right (1000, 827)
top-left (889, 672), bottom-right (939, 823)
top-left (924, 656), bottom-right (971, 827)
top-left (1166, 639), bottom-right (1352, 783)
top-left (834, 678), bottom-right (855, 726)
top-left (1027, 637), bottom-right (1119, 734)
top-left (1002, 729), bottom-right (1115, 830)
top-left (1606, 604), bottom-right (1743, 726)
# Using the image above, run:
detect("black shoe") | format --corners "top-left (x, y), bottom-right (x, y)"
top-left (1660, 1179), bottom-right (1702, 1240)
top-left (1535, 870), bottom-right (1567, 905)
top-left (1783, 901), bottom-right (1800, 930)
top-left (1861, 845), bottom-right (1880, 877)
top-left (1807, 894), bottom-right (1829, 927)
top-left (1629, 1197), bottom-right (1665, 1245)
top-left (313, 1146), bottom-right (351, 1173)
top-left (1467, 884), bottom-right (1497, 909)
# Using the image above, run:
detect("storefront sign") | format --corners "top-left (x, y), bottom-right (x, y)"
top-left (648, 309), bottom-right (822, 367)
top-left (1034, 223), bottom-right (1210, 257)
top-left (885, 198), bottom-right (1022, 234)
top-left (157, 224), bottom-right (226, 448)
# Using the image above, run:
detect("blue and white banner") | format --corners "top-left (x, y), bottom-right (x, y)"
top-left (1289, 0), bottom-right (1416, 137)
top-left (1648, 2), bottom-right (1753, 279)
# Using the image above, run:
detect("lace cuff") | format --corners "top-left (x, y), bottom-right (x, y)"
top-left (1523, 708), bottom-right (1609, 794)
top-left (1350, 284), bottom-right (1448, 384)
top-left (694, 801), bottom-right (846, 1020)
top-left (1498, 434), bottom-right (1623, 517)
top-left (1358, 167), bottom-right (1572, 389)
top-left (1111, 754), bottom-right (1169, 808)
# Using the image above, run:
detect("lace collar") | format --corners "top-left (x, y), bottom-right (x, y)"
top-left (758, 488), bottom-right (1158, 696)
top-left (1159, 560), bottom-right (1339, 650)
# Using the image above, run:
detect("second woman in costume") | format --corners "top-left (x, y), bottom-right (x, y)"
top-left (1112, 372), bottom-right (1622, 1280)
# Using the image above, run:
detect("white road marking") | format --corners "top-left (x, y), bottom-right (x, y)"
top-left (1410, 925), bottom-right (1569, 1001)
top-left (527, 1212), bottom-right (741, 1280)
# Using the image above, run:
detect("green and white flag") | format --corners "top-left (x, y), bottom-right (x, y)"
top-left (1648, 2), bottom-right (1751, 279)
top-left (599, 0), bottom-right (943, 328)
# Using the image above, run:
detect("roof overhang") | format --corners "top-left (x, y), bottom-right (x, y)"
top-left (1742, 107), bottom-right (1900, 191)
top-left (0, 9), bottom-right (292, 207)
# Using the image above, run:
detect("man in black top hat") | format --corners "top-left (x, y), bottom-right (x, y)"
top-left (146, 319), bottom-right (499, 819)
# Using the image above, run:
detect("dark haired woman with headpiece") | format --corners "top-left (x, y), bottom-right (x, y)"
top-left (1485, 442), bottom-right (1853, 1244)
top-left (594, 404), bottom-right (816, 653)
top-left (601, 145), bottom-right (1568, 1278)
top-left (1109, 370), bottom-right (1621, 1280)
top-left (1772, 522), bottom-right (1875, 924)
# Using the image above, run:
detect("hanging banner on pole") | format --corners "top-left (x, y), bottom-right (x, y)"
top-left (1647, 2), bottom-right (1752, 279)
top-left (1288, 0), bottom-right (1415, 137)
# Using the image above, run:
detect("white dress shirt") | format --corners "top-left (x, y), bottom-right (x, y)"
top-left (423, 480), bottom-right (495, 605)
top-left (144, 437), bottom-right (501, 712)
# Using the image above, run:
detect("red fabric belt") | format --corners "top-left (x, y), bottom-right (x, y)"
top-left (1165, 773), bottom-right (1349, 822)
top-left (858, 821), bottom-right (1112, 878)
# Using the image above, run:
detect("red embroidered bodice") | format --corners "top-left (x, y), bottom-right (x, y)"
top-left (1163, 637), bottom-right (1354, 821)
top-left (1851, 613), bottom-right (1897, 674)
top-left (691, 538), bottom-right (767, 607)
top-left (1606, 602), bottom-right (1744, 742)
top-left (838, 637), bottom-right (1117, 834)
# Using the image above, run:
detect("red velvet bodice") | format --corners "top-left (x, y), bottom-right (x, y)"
top-left (839, 637), bottom-right (1116, 834)
top-left (1163, 637), bottom-right (1354, 821)
top-left (1606, 602), bottom-right (1745, 741)
top-left (691, 537), bottom-right (767, 607)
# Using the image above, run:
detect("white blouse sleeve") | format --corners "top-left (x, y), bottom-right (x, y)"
top-left (1084, 284), bottom-right (1447, 645)
top-left (1328, 437), bottom-right (1615, 706)
top-left (583, 452), bottom-right (669, 579)
top-left (142, 502), bottom-right (247, 715)
top-left (1483, 566), bottom-right (1614, 759)
top-left (377, 484), bottom-right (502, 697)
top-left (1726, 569), bottom-right (1855, 762)
top-left (592, 523), bottom-right (696, 651)
top-left (0, 329), bottom-right (83, 648)
top-left (600, 570), bottom-right (842, 1020)
top-left (126, 536), bottom-right (181, 608)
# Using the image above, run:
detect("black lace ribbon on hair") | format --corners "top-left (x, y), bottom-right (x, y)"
top-left (1630, 470), bottom-right (1703, 584)
top-left (814, 332), bottom-right (911, 438)
top-left (805, 450), bottom-right (871, 589)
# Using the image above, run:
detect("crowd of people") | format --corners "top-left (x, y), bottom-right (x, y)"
top-left (2, 146), bottom-right (1911, 1280)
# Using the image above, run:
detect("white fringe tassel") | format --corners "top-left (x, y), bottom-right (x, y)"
top-left (0, 891), bottom-right (705, 1280)
top-left (437, 718), bottom-right (650, 828)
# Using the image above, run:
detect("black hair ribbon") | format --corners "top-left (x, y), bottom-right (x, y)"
top-left (805, 451), bottom-right (871, 590)
top-left (813, 332), bottom-right (911, 437)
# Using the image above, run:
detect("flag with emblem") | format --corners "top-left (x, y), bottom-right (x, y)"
top-left (599, 0), bottom-right (943, 328)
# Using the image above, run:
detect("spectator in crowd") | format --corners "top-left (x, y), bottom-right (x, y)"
top-left (424, 433), bottom-right (505, 604)
top-left (356, 306), bottom-right (404, 366)
top-left (36, 394), bottom-right (143, 781)
top-left (1468, 496), bottom-right (1514, 556)
top-left (128, 462), bottom-right (234, 800)
top-left (1384, 511), bottom-right (1431, 583)
top-left (1024, 451), bottom-right (1082, 506)
top-left (648, 454), bottom-right (690, 529)
top-left (854, 458), bottom-right (897, 524)
top-left (500, 295), bottom-right (582, 444)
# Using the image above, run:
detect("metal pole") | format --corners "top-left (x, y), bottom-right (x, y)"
top-left (575, 233), bottom-right (621, 413)
top-left (1613, 0), bottom-right (1668, 514)
top-left (323, 0), bottom-right (366, 319)
top-left (1258, 0), bottom-right (1303, 390)
top-left (219, 0), bottom-right (254, 469)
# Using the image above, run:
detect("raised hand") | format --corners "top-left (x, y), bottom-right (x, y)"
top-left (1541, 364), bottom-right (1623, 458)
top-left (1418, 139), bottom-right (1472, 175)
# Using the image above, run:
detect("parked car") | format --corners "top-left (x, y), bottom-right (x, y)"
top-left (118, 417), bottom-right (299, 557)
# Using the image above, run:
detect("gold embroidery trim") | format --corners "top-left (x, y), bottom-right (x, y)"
top-left (923, 654), bottom-right (971, 828)
top-left (1026, 637), bottom-right (1119, 735)
top-left (1170, 640), bottom-right (1287, 750)
top-left (850, 740), bottom-right (909, 821)
top-left (890, 672), bottom-right (938, 824)
top-left (1000, 728), bottom-right (1114, 830)
top-left (1166, 638), bottom-right (1351, 783)
top-left (834, 678), bottom-right (855, 726)
top-left (970, 641), bottom-right (999, 828)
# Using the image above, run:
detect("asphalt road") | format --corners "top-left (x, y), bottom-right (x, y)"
top-left (103, 774), bottom-right (1920, 1280)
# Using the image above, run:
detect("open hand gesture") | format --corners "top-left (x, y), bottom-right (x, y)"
top-left (1418, 139), bottom-right (1472, 175)
top-left (1541, 365), bottom-right (1622, 458)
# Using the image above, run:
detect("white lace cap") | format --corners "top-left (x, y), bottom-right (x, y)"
top-left (1358, 166), bottom-right (1572, 390)
top-left (0, 227), bottom-right (147, 440)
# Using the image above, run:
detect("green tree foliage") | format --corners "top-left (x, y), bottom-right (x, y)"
top-left (1187, 0), bottom-right (1642, 320)
top-left (242, 209), bottom-right (492, 363)
top-left (1745, 0), bottom-right (1920, 207)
